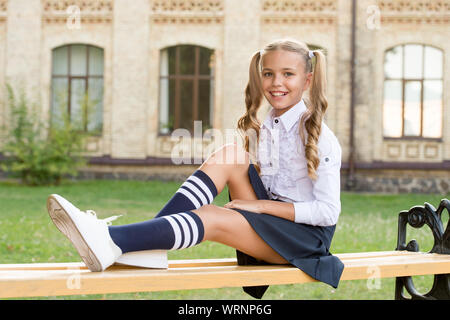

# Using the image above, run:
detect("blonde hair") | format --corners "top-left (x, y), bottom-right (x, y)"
top-left (237, 38), bottom-right (328, 180)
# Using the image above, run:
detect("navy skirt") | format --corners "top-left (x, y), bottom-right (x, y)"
top-left (229, 164), bottom-right (344, 299)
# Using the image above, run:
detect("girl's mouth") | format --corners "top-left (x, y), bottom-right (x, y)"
top-left (270, 91), bottom-right (288, 98)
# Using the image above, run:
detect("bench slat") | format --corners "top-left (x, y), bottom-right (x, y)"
top-left (0, 250), bottom-right (419, 271)
top-left (0, 258), bottom-right (239, 271)
top-left (0, 251), bottom-right (449, 298)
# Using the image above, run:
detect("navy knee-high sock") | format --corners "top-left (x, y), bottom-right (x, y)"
top-left (108, 211), bottom-right (204, 254)
top-left (155, 170), bottom-right (218, 218)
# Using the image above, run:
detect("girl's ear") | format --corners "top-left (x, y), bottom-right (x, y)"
top-left (303, 72), bottom-right (313, 91)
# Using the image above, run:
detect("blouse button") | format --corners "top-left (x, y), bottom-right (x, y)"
top-left (325, 157), bottom-right (329, 162)
top-left (274, 119), bottom-right (279, 124)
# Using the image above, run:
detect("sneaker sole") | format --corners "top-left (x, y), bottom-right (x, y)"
top-left (47, 195), bottom-right (103, 272)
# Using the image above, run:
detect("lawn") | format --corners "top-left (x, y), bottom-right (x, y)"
top-left (0, 179), bottom-right (448, 300)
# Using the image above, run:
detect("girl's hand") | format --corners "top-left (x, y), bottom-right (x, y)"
top-left (224, 200), bottom-right (264, 213)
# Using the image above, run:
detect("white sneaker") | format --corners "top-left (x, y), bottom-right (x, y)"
top-left (115, 250), bottom-right (168, 269)
top-left (47, 194), bottom-right (169, 271)
top-left (47, 194), bottom-right (123, 272)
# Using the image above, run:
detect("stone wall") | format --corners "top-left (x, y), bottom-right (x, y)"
top-left (341, 168), bottom-right (450, 194)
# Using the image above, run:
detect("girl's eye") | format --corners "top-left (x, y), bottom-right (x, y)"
top-left (262, 72), bottom-right (294, 77)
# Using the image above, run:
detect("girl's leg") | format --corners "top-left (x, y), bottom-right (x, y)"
top-left (155, 169), bottom-right (218, 218)
top-left (198, 143), bottom-right (258, 201)
top-left (197, 145), bottom-right (283, 261)
top-left (193, 204), bottom-right (288, 264)
top-left (155, 143), bottom-right (257, 218)
top-left (109, 204), bottom-right (288, 264)
top-left (109, 145), bottom-right (282, 264)
top-left (48, 146), bottom-right (278, 271)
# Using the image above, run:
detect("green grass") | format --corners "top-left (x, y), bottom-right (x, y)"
top-left (0, 179), bottom-right (448, 300)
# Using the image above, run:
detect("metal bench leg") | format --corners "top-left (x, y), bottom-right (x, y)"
top-left (395, 199), bottom-right (450, 300)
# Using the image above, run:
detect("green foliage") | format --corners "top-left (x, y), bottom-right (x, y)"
top-left (0, 84), bottom-right (87, 185)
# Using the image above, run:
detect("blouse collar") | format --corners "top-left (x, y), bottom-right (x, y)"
top-left (262, 99), bottom-right (307, 132)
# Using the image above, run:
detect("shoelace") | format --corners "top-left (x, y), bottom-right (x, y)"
top-left (84, 209), bottom-right (123, 226)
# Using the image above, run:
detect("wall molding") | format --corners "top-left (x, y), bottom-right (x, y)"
top-left (261, 0), bottom-right (337, 25)
top-left (41, 0), bottom-right (113, 24)
top-left (378, 0), bottom-right (450, 25)
top-left (150, 0), bottom-right (224, 24)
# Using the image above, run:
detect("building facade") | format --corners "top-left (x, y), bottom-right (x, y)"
top-left (0, 0), bottom-right (449, 193)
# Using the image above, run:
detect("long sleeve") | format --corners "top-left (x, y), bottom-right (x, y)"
top-left (293, 138), bottom-right (342, 227)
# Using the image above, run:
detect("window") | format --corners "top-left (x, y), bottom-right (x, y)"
top-left (159, 45), bottom-right (214, 134)
top-left (383, 44), bottom-right (443, 139)
top-left (51, 44), bottom-right (104, 134)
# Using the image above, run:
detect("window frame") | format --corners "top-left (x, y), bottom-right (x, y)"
top-left (382, 43), bottom-right (443, 141)
top-left (158, 45), bottom-right (214, 136)
top-left (50, 43), bottom-right (104, 135)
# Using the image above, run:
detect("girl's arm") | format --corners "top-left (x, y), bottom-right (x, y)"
top-left (224, 199), bottom-right (295, 222)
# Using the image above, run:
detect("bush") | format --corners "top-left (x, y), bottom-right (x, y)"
top-left (0, 84), bottom-right (87, 185)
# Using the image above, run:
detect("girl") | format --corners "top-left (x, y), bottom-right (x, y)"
top-left (47, 38), bottom-right (344, 299)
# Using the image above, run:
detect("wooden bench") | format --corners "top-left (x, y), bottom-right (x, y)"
top-left (1, 199), bottom-right (449, 300)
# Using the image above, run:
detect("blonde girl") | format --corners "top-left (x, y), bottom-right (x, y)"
top-left (47, 38), bottom-right (344, 299)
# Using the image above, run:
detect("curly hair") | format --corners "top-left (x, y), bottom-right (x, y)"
top-left (237, 38), bottom-right (328, 180)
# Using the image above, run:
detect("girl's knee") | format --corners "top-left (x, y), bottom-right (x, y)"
top-left (192, 205), bottom-right (238, 240)
top-left (195, 203), bottom-right (218, 213)
top-left (195, 204), bottom-right (234, 221)
top-left (207, 144), bottom-right (249, 167)
top-left (192, 204), bottom-right (221, 228)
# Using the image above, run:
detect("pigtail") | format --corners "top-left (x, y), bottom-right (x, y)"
top-left (237, 51), bottom-right (264, 168)
top-left (300, 50), bottom-right (328, 181)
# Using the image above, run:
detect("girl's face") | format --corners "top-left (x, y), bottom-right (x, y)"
top-left (261, 50), bottom-right (312, 116)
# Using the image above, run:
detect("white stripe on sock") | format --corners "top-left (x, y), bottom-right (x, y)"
top-left (172, 214), bottom-right (191, 249)
top-left (181, 181), bottom-right (208, 206)
top-left (178, 212), bottom-right (199, 247)
top-left (162, 216), bottom-right (182, 250)
top-left (189, 176), bottom-right (214, 203)
top-left (176, 188), bottom-right (201, 208)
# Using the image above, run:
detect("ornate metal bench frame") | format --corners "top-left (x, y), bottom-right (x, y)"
top-left (395, 198), bottom-right (450, 300)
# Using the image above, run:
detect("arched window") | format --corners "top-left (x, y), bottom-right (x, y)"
top-left (383, 44), bottom-right (443, 139)
top-left (51, 44), bottom-right (104, 134)
top-left (159, 45), bottom-right (214, 134)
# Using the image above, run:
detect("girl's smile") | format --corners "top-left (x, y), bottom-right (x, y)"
top-left (261, 50), bottom-right (311, 116)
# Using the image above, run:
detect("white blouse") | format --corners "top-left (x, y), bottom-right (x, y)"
top-left (257, 99), bottom-right (342, 227)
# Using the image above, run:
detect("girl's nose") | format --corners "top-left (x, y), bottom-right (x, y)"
top-left (272, 74), bottom-right (283, 86)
